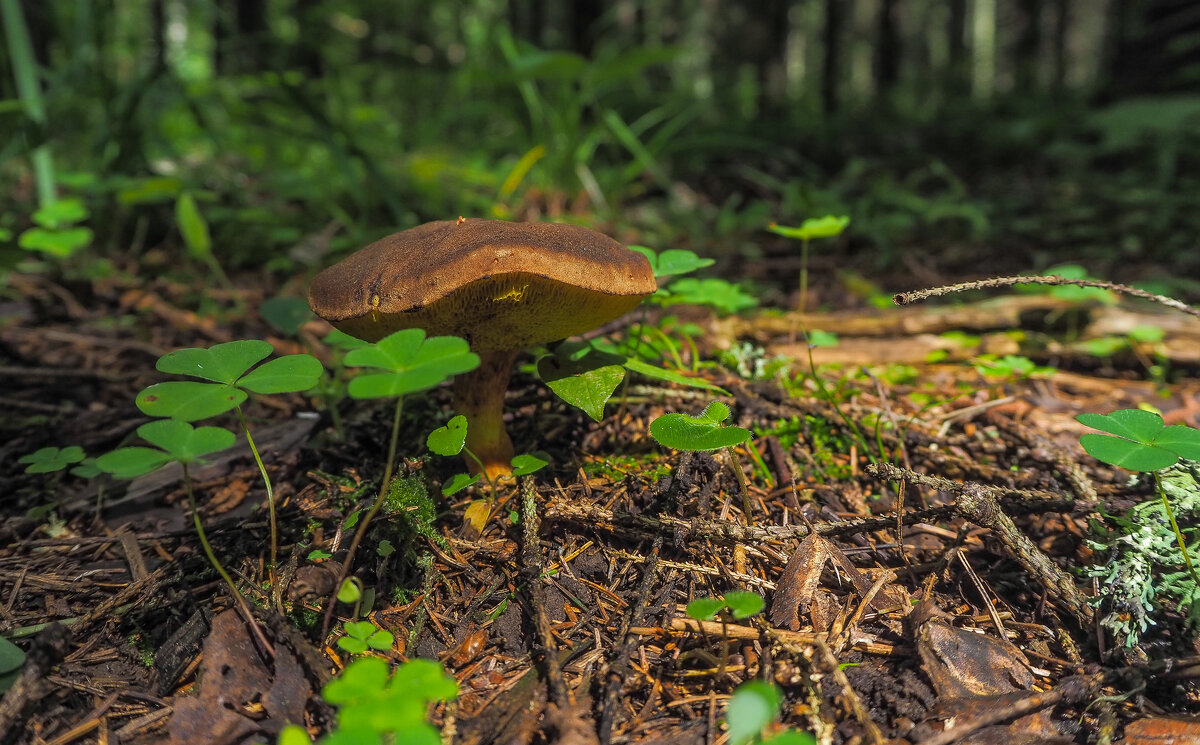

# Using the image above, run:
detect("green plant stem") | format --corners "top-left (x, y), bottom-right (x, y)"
top-left (320, 396), bottom-right (404, 640)
top-left (644, 325), bottom-right (685, 370)
top-left (462, 446), bottom-right (496, 494)
top-left (1, 0), bottom-right (56, 207)
top-left (235, 406), bottom-right (279, 611)
top-left (725, 446), bottom-right (754, 526)
top-left (798, 238), bottom-right (810, 313)
top-left (183, 464), bottom-right (274, 657)
top-left (1154, 470), bottom-right (1199, 583)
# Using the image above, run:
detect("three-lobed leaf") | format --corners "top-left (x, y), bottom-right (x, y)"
top-left (138, 341), bottom-right (323, 420)
top-left (722, 590), bottom-right (766, 619)
top-left (19, 445), bottom-right (85, 474)
top-left (1077, 409), bottom-right (1200, 472)
top-left (96, 421), bottom-right (235, 478)
top-left (650, 401), bottom-right (752, 452)
top-left (345, 329), bottom-right (479, 399)
top-left (629, 246), bottom-right (714, 278)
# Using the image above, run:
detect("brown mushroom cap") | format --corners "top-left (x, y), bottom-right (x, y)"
top-left (308, 219), bottom-right (656, 350)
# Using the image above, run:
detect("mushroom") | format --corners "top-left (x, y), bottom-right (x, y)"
top-left (308, 218), bottom-right (656, 478)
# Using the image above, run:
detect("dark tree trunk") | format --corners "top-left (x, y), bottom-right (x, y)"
top-left (946, 0), bottom-right (968, 95)
top-left (292, 0), bottom-right (324, 77)
top-left (875, 0), bottom-right (901, 96)
top-left (235, 0), bottom-right (268, 71)
top-left (821, 0), bottom-right (842, 113)
top-left (569, 0), bottom-right (605, 56)
top-left (1051, 0), bottom-right (1069, 91)
top-left (150, 0), bottom-right (166, 72)
top-left (1015, 0), bottom-right (1043, 91)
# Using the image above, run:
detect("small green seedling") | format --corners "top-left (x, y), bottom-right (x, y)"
top-left (630, 246), bottom-right (715, 279)
top-left (726, 680), bottom-right (815, 745)
top-left (279, 656), bottom-right (458, 745)
top-left (317, 329), bottom-right (479, 638)
top-left (92, 420), bottom-right (269, 646)
top-left (137, 339), bottom-right (323, 605)
top-left (0, 636), bottom-right (26, 693)
top-left (769, 215), bottom-right (850, 313)
top-left (1078, 409), bottom-right (1200, 579)
top-left (427, 415), bottom-right (549, 496)
top-left (338, 621), bottom-right (395, 655)
top-left (972, 353), bottom-right (1054, 380)
top-left (655, 278), bottom-right (759, 315)
top-left (686, 591), bottom-right (765, 621)
top-left (19, 446), bottom-right (85, 474)
top-left (651, 401), bottom-right (756, 523)
top-left (19, 197), bottom-right (93, 258)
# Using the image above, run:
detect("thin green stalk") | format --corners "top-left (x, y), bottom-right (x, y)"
top-left (725, 446), bottom-right (754, 526)
top-left (320, 396), bottom-right (405, 639)
top-left (183, 464), bottom-right (273, 656)
top-left (1, 0), bottom-right (56, 207)
top-left (235, 406), bottom-right (278, 610)
top-left (798, 238), bottom-right (810, 313)
top-left (1154, 471), bottom-right (1199, 583)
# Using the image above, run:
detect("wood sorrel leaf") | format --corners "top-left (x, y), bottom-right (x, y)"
top-left (629, 246), bottom-right (714, 278)
top-left (723, 591), bottom-right (765, 619)
top-left (1077, 409), bottom-right (1200, 471)
top-left (137, 381), bottom-right (246, 421)
top-left (95, 447), bottom-right (173, 479)
top-left (427, 415), bottom-right (469, 456)
top-left (650, 401), bottom-right (752, 452)
top-left (726, 680), bottom-right (783, 745)
top-left (135, 419), bottom-right (235, 463)
top-left (238, 354), bottom-right (324, 393)
top-left (344, 329), bottom-right (479, 399)
top-left (19, 446), bottom-right (85, 474)
top-left (768, 215), bottom-right (851, 241)
top-left (686, 597), bottom-right (726, 620)
top-left (157, 340), bottom-right (273, 384)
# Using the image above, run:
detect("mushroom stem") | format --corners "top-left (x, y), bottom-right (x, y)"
top-left (453, 348), bottom-right (520, 479)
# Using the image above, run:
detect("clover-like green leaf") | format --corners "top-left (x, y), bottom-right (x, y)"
top-left (629, 246), bottom-right (714, 278)
top-left (238, 354), bottom-right (324, 393)
top-left (427, 415), bottom-right (469, 457)
top-left (768, 215), bottom-right (851, 241)
top-left (19, 446), bottom-right (85, 474)
top-left (345, 329), bottom-right (479, 399)
top-left (761, 732), bottom-right (817, 745)
top-left (33, 198), bottom-right (89, 229)
top-left (650, 401), bottom-right (752, 452)
top-left (388, 658), bottom-right (460, 702)
top-left (1077, 409), bottom-right (1200, 472)
top-left (685, 597), bottom-right (726, 620)
top-left (157, 340), bottom-right (273, 384)
top-left (510, 453), bottom-right (549, 476)
top-left (726, 680), bottom-right (783, 745)
top-left (722, 591), bottom-right (765, 619)
top-left (322, 656), bottom-right (390, 705)
top-left (337, 578), bottom-right (362, 604)
top-left (656, 278), bottom-right (758, 315)
top-left (96, 421), bottom-right (234, 478)
top-left (137, 381), bottom-right (247, 420)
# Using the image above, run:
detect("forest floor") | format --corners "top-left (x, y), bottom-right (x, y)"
top-left (3, 263), bottom-right (1200, 745)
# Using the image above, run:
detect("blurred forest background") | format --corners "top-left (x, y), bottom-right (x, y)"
top-left (2, 0), bottom-right (1200, 303)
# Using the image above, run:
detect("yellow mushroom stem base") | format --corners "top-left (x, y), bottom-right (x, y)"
top-left (453, 348), bottom-right (521, 480)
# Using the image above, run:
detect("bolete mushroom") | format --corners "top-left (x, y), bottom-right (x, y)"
top-left (308, 218), bottom-right (656, 478)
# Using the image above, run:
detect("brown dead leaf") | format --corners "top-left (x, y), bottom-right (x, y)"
top-left (1124, 717), bottom-right (1200, 744)
top-left (166, 610), bottom-right (311, 744)
top-left (770, 533), bottom-right (831, 631)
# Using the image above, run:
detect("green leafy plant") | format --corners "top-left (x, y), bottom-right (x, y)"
top-left (768, 215), bottom-right (851, 313)
top-left (685, 591), bottom-right (765, 621)
top-left (18, 197), bottom-right (93, 258)
top-left (726, 680), bottom-right (815, 745)
top-left (92, 420), bottom-right (270, 644)
top-left (426, 415), bottom-right (548, 496)
top-left (19, 446), bottom-right (86, 474)
top-left (279, 656), bottom-right (458, 745)
top-left (0, 636), bottom-right (25, 693)
top-left (136, 340), bottom-right (323, 602)
top-left (337, 621), bottom-right (395, 655)
top-left (318, 329), bottom-right (479, 636)
top-left (972, 353), bottom-right (1054, 380)
top-left (651, 402), bottom-right (756, 523)
top-left (1078, 409), bottom-right (1200, 588)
